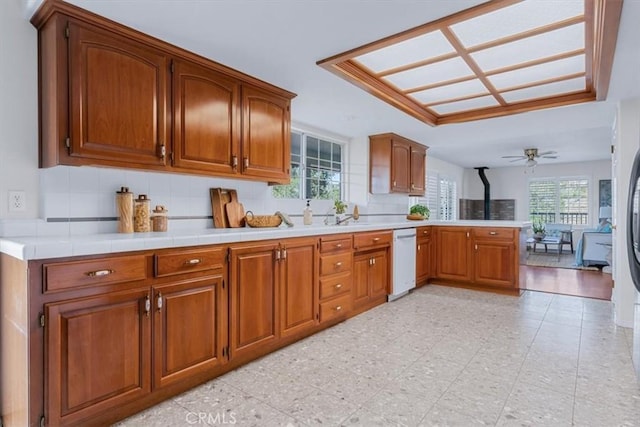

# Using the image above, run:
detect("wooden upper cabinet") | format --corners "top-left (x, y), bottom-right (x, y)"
top-left (68, 21), bottom-right (168, 166)
top-left (172, 59), bottom-right (241, 174)
top-left (32, 1), bottom-right (295, 181)
top-left (410, 144), bottom-right (426, 195)
top-left (241, 85), bottom-right (291, 183)
top-left (391, 140), bottom-right (411, 193)
top-left (370, 133), bottom-right (427, 195)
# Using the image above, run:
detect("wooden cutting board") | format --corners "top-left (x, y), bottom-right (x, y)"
top-left (225, 190), bottom-right (245, 228)
top-left (210, 188), bottom-right (232, 228)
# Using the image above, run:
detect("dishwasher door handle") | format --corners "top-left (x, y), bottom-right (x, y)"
top-left (396, 234), bottom-right (416, 240)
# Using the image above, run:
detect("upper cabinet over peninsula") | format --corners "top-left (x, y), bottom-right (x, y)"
top-left (32, 0), bottom-right (295, 184)
top-left (369, 133), bottom-right (427, 196)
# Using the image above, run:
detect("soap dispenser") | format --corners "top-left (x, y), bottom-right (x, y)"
top-left (303, 200), bottom-right (313, 225)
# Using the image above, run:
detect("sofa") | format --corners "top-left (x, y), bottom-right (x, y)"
top-left (575, 221), bottom-right (613, 267)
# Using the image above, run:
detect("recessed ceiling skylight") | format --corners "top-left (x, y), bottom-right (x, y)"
top-left (317, 0), bottom-right (623, 126)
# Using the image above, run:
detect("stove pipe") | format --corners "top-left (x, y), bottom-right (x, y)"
top-left (474, 167), bottom-right (490, 220)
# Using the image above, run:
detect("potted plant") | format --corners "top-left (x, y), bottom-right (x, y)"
top-left (334, 199), bottom-right (348, 215)
top-left (409, 204), bottom-right (430, 220)
top-left (532, 221), bottom-right (545, 241)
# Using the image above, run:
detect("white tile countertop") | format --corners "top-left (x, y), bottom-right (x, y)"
top-left (0, 220), bottom-right (531, 261)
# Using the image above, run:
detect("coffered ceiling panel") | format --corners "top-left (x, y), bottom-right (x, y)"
top-left (318, 0), bottom-right (622, 126)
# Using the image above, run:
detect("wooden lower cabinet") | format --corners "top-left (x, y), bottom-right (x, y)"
top-left (435, 227), bottom-right (472, 281)
top-left (472, 240), bottom-right (516, 287)
top-left (279, 238), bottom-right (319, 337)
top-left (431, 226), bottom-right (521, 293)
top-left (153, 276), bottom-right (226, 389)
top-left (416, 228), bottom-right (433, 285)
top-left (45, 288), bottom-right (152, 426)
top-left (229, 242), bottom-right (280, 359)
top-left (353, 249), bottom-right (389, 309)
top-left (229, 237), bottom-right (319, 359)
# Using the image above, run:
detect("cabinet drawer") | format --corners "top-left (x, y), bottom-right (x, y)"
top-left (319, 236), bottom-right (352, 253)
top-left (353, 230), bottom-right (392, 250)
top-left (472, 228), bottom-right (515, 241)
top-left (44, 255), bottom-right (147, 293)
top-left (320, 272), bottom-right (352, 300)
top-left (155, 247), bottom-right (225, 277)
top-left (319, 294), bottom-right (352, 322)
top-left (416, 226), bottom-right (431, 238)
top-left (320, 252), bottom-right (352, 276)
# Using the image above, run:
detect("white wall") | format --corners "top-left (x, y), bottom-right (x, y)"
top-left (0, 0), bottom-right (39, 219)
top-left (463, 160), bottom-right (612, 225)
top-left (612, 97), bottom-right (640, 328)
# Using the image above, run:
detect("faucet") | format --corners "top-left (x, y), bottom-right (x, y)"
top-left (333, 206), bottom-right (360, 226)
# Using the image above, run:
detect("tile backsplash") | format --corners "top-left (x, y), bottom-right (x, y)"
top-left (0, 165), bottom-right (411, 238)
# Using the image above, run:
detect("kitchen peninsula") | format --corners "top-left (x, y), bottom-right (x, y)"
top-left (1, 220), bottom-right (528, 427)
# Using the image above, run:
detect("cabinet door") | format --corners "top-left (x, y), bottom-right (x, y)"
top-left (241, 85), bottom-right (291, 183)
top-left (280, 238), bottom-right (318, 337)
top-left (410, 144), bottom-right (426, 195)
top-left (153, 276), bottom-right (226, 389)
top-left (173, 59), bottom-right (241, 174)
top-left (68, 22), bottom-right (168, 166)
top-left (45, 289), bottom-right (151, 426)
top-left (416, 238), bottom-right (431, 284)
top-left (391, 139), bottom-right (411, 193)
top-left (436, 227), bottom-right (472, 281)
top-left (473, 241), bottom-right (516, 287)
top-left (369, 250), bottom-right (389, 298)
top-left (353, 254), bottom-right (371, 307)
top-left (229, 243), bottom-right (279, 359)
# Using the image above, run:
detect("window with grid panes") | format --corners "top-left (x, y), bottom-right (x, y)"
top-left (529, 178), bottom-right (589, 225)
top-left (272, 130), bottom-right (343, 200)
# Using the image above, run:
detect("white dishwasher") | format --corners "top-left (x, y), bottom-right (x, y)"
top-left (389, 228), bottom-right (417, 301)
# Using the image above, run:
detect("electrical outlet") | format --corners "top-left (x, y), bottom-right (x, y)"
top-left (8, 191), bottom-right (26, 213)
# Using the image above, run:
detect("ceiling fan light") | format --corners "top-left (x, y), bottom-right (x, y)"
top-left (526, 158), bottom-right (538, 167)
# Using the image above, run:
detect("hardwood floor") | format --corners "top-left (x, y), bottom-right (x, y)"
top-left (523, 265), bottom-right (613, 300)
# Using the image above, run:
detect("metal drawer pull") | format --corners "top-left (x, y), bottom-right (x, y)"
top-left (335, 243), bottom-right (342, 248)
top-left (232, 155), bottom-right (238, 170)
top-left (335, 262), bottom-right (343, 267)
top-left (373, 237), bottom-right (380, 242)
top-left (489, 231), bottom-right (498, 235)
top-left (335, 283), bottom-right (343, 289)
top-left (335, 305), bottom-right (342, 311)
top-left (86, 269), bottom-right (114, 277)
top-left (157, 293), bottom-right (163, 312)
top-left (243, 157), bottom-right (249, 169)
top-left (423, 231), bottom-right (428, 234)
top-left (144, 295), bottom-right (151, 316)
top-left (185, 258), bottom-right (202, 265)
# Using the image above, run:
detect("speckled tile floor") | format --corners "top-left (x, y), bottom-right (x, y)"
top-left (117, 285), bottom-right (639, 427)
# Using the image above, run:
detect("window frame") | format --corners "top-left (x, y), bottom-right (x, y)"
top-left (410, 171), bottom-right (457, 221)
top-left (272, 128), bottom-right (347, 201)
top-left (528, 176), bottom-right (590, 225)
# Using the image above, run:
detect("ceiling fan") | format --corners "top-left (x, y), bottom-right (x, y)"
top-left (502, 148), bottom-right (558, 167)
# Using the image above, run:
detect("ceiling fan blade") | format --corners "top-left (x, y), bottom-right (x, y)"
top-left (502, 155), bottom-right (526, 159)
top-left (541, 155), bottom-right (558, 159)
top-left (537, 151), bottom-right (557, 156)
top-left (509, 158), bottom-right (525, 163)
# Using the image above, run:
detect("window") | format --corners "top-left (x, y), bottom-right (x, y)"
top-left (412, 172), bottom-right (457, 220)
top-left (529, 178), bottom-right (589, 224)
top-left (272, 130), bottom-right (344, 200)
